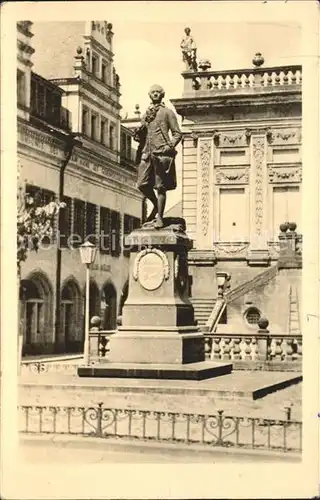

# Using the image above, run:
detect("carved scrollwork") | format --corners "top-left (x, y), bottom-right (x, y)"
top-left (252, 137), bottom-right (265, 236)
top-left (213, 243), bottom-right (249, 257)
top-left (199, 140), bottom-right (212, 237)
top-left (270, 129), bottom-right (301, 145)
top-left (132, 248), bottom-right (170, 291)
top-left (215, 168), bottom-right (249, 184)
top-left (268, 166), bottom-right (302, 183)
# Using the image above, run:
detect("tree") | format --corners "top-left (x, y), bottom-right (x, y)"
top-left (17, 175), bottom-right (65, 366)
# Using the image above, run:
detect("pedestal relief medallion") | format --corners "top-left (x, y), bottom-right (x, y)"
top-left (133, 248), bottom-right (170, 291)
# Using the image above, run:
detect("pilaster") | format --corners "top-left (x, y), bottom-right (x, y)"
top-left (247, 134), bottom-right (270, 266)
top-left (196, 137), bottom-right (214, 250)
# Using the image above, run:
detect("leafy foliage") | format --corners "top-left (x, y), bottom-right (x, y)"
top-left (17, 183), bottom-right (65, 277)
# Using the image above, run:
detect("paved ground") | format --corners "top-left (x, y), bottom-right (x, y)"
top-left (19, 368), bottom-right (302, 420)
top-left (19, 434), bottom-right (300, 464)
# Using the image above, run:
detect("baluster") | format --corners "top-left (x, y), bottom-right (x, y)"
top-left (285, 338), bottom-right (294, 361)
top-left (239, 339), bottom-right (246, 360)
top-left (244, 74), bottom-right (250, 88)
top-left (204, 335), bottom-right (212, 359)
top-left (220, 76), bottom-right (227, 90)
top-left (297, 338), bottom-right (303, 358)
top-left (207, 77), bottom-right (213, 90)
top-left (192, 77), bottom-right (201, 90)
top-left (291, 71), bottom-right (297, 85)
top-left (212, 77), bottom-right (219, 91)
top-left (244, 337), bottom-right (252, 360)
top-left (229, 75), bottom-right (235, 90)
top-left (212, 337), bottom-right (222, 360)
top-left (274, 338), bottom-right (283, 361)
top-left (266, 72), bottom-right (273, 87)
top-left (283, 71), bottom-right (289, 85)
top-left (251, 336), bottom-right (258, 360)
top-left (222, 337), bottom-right (231, 360)
top-left (299, 73), bottom-right (302, 84)
top-left (232, 337), bottom-right (241, 360)
top-left (274, 73), bottom-right (281, 86)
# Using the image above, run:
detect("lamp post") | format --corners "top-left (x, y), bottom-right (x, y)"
top-left (79, 241), bottom-right (97, 365)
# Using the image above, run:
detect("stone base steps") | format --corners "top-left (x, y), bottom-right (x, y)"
top-left (191, 298), bottom-right (216, 326)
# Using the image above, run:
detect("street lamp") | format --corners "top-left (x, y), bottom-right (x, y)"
top-left (79, 241), bottom-right (97, 365)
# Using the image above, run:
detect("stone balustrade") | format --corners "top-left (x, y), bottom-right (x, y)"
top-left (204, 333), bottom-right (302, 366)
top-left (183, 65), bottom-right (302, 94)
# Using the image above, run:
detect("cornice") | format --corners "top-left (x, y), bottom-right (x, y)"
top-left (171, 91), bottom-right (301, 113)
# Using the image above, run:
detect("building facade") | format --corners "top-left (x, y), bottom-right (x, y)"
top-left (171, 54), bottom-right (302, 333)
top-left (17, 21), bottom-right (142, 355)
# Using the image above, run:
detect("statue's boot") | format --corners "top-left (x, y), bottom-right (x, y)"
top-left (154, 215), bottom-right (164, 229)
top-left (145, 205), bottom-right (157, 223)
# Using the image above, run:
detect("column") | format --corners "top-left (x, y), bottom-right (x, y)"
top-left (196, 137), bottom-right (214, 250)
top-left (247, 134), bottom-right (270, 266)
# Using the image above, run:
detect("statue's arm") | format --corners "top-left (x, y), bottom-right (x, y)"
top-left (133, 123), bottom-right (146, 143)
top-left (167, 110), bottom-right (182, 148)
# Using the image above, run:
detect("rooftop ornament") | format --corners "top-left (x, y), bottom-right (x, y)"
top-left (198, 59), bottom-right (211, 72)
top-left (252, 52), bottom-right (265, 67)
top-left (134, 104), bottom-right (141, 118)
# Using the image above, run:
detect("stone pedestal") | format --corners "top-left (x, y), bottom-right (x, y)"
top-left (109, 221), bottom-right (205, 365)
top-left (278, 231), bottom-right (302, 269)
top-left (78, 219), bottom-right (232, 380)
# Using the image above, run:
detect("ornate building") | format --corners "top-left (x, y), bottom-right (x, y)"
top-left (171, 49), bottom-right (302, 334)
top-left (17, 21), bottom-right (142, 355)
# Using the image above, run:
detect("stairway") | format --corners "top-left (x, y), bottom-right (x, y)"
top-left (289, 285), bottom-right (301, 335)
top-left (191, 298), bottom-right (216, 327)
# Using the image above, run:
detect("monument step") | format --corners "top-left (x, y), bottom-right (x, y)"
top-left (19, 372), bottom-right (302, 420)
top-left (77, 361), bottom-right (232, 381)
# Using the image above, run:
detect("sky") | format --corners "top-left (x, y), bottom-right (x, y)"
top-left (109, 14), bottom-right (302, 208)
top-left (28, 2), bottom-right (305, 210)
top-left (113, 20), bottom-right (302, 117)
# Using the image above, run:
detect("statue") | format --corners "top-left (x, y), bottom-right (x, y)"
top-left (180, 27), bottom-right (197, 71)
top-left (133, 84), bottom-right (182, 229)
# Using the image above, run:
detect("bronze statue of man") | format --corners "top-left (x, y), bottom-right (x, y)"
top-left (134, 84), bottom-right (182, 229)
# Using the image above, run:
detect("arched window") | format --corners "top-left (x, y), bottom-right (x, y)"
top-left (102, 281), bottom-right (117, 330)
top-left (20, 272), bottom-right (53, 353)
top-left (60, 279), bottom-right (82, 353)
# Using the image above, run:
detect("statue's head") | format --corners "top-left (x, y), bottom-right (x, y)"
top-left (148, 84), bottom-right (165, 102)
top-left (184, 27), bottom-right (191, 35)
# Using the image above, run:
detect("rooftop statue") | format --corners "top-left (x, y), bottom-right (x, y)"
top-left (180, 27), bottom-right (197, 71)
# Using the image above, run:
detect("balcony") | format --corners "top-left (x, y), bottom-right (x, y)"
top-left (181, 63), bottom-right (302, 96)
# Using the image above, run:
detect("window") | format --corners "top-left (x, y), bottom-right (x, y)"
top-left (85, 202), bottom-right (97, 244)
top-left (245, 307), bottom-right (261, 326)
top-left (25, 185), bottom-right (55, 206)
top-left (92, 54), bottom-right (99, 76)
top-left (110, 210), bottom-right (121, 257)
top-left (37, 83), bottom-right (45, 117)
top-left (272, 186), bottom-right (300, 240)
top-left (120, 132), bottom-right (126, 156)
top-left (59, 196), bottom-right (72, 248)
top-left (109, 123), bottom-right (115, 150)
top-left (82, 108), bottom-right (88, 135)
top-left (100, 120), bottom-right (106, 145)
top-left (17, 70), bottom-right (26, 106)
top-left (91, 114), bottom-right (97, 141)
top-left (126, 136), bottom-right (132, 159)
top-left (100, 206), bottom-right (111, 254)
top-left (73, 199), bottom-right (86, 246)
top-left (102, 62), bottom-right (108, 83)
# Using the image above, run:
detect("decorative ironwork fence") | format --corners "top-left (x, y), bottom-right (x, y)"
top-left (19, 404), bottom-right (302, 453)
